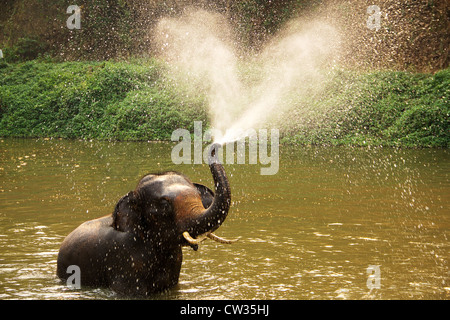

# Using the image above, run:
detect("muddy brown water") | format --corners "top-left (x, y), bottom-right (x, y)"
top-left (0, 138), bottom-right (448, 299)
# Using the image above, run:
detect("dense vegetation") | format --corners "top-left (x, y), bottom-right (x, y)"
top-left (0, 1), bottom-right (448, 147)
top-left (0, 60), bottom-right (208, 140)
top-left (1, 0), bottom-right (448, 72)
top-left (0, 60), bottom-right (448, 147)
top-left (282, 68), bottom-right (450, 147)
top-left (0, 0), bottom-right (323, 62)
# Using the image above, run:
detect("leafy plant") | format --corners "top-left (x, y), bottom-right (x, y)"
top-left (0, 60), bottom-right (448, 147)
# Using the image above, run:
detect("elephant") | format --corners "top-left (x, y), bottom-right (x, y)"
top-left (56, 143), bottom-right (237, 296)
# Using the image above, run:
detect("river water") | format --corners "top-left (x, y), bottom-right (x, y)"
top-left (0, 138), bottom-right (448, 299)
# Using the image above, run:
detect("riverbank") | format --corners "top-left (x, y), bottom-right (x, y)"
top-left (0, 60), bottom-right (448, 147)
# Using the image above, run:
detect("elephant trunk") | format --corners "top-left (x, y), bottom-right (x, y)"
top-left (185, 143), bottom-right (231, 237)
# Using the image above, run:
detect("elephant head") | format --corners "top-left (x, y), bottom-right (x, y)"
top-left (111, 143), bottom-right (235, 249)
top-left (57, 143), bottom-right (237, 295)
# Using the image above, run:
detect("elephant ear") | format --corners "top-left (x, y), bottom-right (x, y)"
top-left (194, 183), bottom-right (215, 209)
top-left (112, 191), bottom-right (139, 232)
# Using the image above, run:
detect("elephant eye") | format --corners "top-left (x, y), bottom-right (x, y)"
top-left (159, 197), bottom-right (172, 208)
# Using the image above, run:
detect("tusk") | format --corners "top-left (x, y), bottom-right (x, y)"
top-left (183, 231), bottom-right (208, 245)
top-left (183, 231), bottom-right (240, 246)
top-left (207, 233), bottom-right (240, 244)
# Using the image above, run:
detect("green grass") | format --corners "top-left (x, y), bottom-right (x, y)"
top-left (281, 68), bottom-right (449, 147)
top-left (0, 59), bottom-right (208, 140)
top-left (0, 59), bottom-right (448, 147)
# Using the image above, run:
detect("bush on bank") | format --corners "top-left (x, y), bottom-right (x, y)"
top-left (0, 59), bottom-right (208, 140)
top-left (0, 60), bottom-right (448, 147)
top-left (282, 68), bottom-right (449, 147)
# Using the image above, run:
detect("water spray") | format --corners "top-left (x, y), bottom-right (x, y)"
top-left (156, 9), bottom-right (340, 141)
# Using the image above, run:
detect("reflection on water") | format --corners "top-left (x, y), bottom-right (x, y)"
top-left (0, 138), bottom-right (448, 299)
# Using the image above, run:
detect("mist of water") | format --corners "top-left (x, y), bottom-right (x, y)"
top-left (155, 9), bottom-right (341, 144)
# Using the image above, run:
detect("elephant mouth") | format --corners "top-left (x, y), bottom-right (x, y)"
top-left (182, 230), bottom-right (240, 251)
